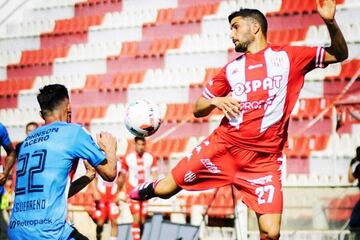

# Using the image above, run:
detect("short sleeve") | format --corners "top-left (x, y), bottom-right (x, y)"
top-left (0, 123), bottom-right (11, 152)
top-left (72, 127), bottom-right (106, 168)
top-left (202, 67), bottom-right (231, 99)
top-left (288, 46), bottom-right (327, 74)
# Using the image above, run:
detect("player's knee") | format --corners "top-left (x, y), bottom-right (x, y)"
top-left (262, 228), bottom-right (280, 240)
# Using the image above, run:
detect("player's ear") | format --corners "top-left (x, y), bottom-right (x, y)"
top-left (251, 21), bottom-right (261, 35)
top-left (66, 103), bottom-right (71, 123)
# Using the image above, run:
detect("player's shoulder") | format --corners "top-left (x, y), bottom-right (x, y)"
top-left (126, 152), bottom-right (136, 159)
top-left (144, 152), bottom-right (153, 159)
top-left (63, 122), bottom-right (90, 134)
top-left (0, 122), bottom-right (7, 132)
top-left (270, 44), bottom-right (313, 54)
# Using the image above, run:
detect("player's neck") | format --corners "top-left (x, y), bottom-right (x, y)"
top-left (44, 114), bottom-right (64, 125)
top-left (246, 38), bottom-right (268, 54)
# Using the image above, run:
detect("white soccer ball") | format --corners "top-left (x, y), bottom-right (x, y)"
top-left (124, 99), bottom-right (162, 137)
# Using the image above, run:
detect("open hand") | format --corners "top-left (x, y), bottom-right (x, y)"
top-left (212, 97), bottom-right (241, 120)
top-left (316, 0), bottom-right (336, 21)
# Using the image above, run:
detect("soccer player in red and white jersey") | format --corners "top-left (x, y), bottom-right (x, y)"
top-left (130, 1), bottom-right (348, 239)
top-left (88, 160), bottom-right (124, 240)
top-left (121, 136), bottom-right (157, 240)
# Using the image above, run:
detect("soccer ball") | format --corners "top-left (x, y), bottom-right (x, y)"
top-left (124, 99), bottom-right (162, 137)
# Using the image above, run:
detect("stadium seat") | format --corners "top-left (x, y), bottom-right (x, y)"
top-left (75, 0), bottom-right (122, 17)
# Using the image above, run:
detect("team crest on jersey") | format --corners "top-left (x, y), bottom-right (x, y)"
top-left (184, 171), bottom-right (197, 183)
top-left (271, 56), bottom-right (285, 67)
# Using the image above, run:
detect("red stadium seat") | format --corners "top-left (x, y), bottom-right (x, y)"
top-left (75, 0), bottom-right (122, 17)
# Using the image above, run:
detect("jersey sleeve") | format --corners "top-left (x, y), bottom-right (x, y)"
top-left (0, 123), bottom-right (12, 152)
top-left (72, 127), bottom-right (106, 168)
top-left (287, 46), bottom-right (327, 74)
top-left (202, 67), bottom-right (231, 99)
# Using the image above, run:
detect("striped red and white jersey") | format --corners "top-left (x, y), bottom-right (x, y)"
top-left (203, 45), bottom-right (327, 153)
top-left (121, 152), bottom-right (157, 192)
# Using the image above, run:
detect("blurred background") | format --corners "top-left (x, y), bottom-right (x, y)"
top-left (0, 0), bottom-right (359, 239)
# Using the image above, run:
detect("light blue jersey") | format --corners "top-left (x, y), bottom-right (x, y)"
top-left (0, 122), bottom-right (11, 157)
top-left (8, 122), bottom-right (105, 239)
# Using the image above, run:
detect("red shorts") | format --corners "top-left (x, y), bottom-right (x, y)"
top-left (89, 200), bottom-right (120, 222)
top-left (172, 132), bottom-right (284, 214)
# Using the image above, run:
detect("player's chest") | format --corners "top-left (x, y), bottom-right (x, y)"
top-left (227, 52), bottom-right (290, 99)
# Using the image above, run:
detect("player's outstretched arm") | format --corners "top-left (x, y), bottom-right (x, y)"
top-left (68, 160), bottom-right (96, 198)
top-left (317, 0), bottom-right (348, 63)
top-left (95, 132), bottom-right (118, 181)
top-left (0, 145), bottom-right (16, 185)
top-left (194, 96), bottom-right (241, 120)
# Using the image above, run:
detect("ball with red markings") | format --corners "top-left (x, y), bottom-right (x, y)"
top-left (124, 99), bottom-right (162, 137)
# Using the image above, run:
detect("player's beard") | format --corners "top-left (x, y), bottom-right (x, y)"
top-left (234, 33), bottom-right (255, 53)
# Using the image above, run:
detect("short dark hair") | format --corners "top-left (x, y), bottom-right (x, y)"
top-left (37, 84), bottom-right (69, 114)
top-left (228, 8), bottom-right (268, 36)
top-left (26, 122), bottom-right (39, 129)
top-left (134, 136), bottom-right (146, 143)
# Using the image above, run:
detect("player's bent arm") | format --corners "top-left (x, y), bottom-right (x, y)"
top-left (193, 96), bottom-right (217, 118)
top-left (0, 144), bottom-right (16, 185)
top-left (194, 96), bottom-right (241, 120)
top-left (323, 19), bottom-right (348, 64)
top-left (316, 0), bottom-right (348, 64)
top-left (95, 132), bottom-right (117, 181)
top-left (96, 155), bottom-right (117, 181)
top-left (68, 176), bottom-right (94, 198)
top-left (68, 160), bottom-right (96, 198)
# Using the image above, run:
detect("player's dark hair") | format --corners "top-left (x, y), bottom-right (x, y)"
top-left (357, 146), bottom-right (360, 158)
top-left (135, 136), bottom-right (146, 143)
top-left (228, 8), bottom-right (268, 36)
top-left (26, 121), bottom-right (39, 129)
top-left (37, 84), bottom-right (69, 115)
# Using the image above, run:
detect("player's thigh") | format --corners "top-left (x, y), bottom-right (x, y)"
top-left (233, 152), bottom-right (283, 214)
top-left (171, 133), bottom-right (235, 191)
top-left (256, 213), bottom-right (281, 239)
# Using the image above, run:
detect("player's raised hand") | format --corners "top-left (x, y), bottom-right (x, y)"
top-left (316, 0), bottom-right (336, 21)
top-left (212, 96), bottom-right (241, 120)
top-left (97, 131), bottom-right (117, 153)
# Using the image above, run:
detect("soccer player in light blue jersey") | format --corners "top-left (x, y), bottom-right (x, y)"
top-left (8, 84), bottom-right (118, 239)
top-left (0, 122), bottom-right (16, 186)
top-left (0, 122), bottom-right (16, 240)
